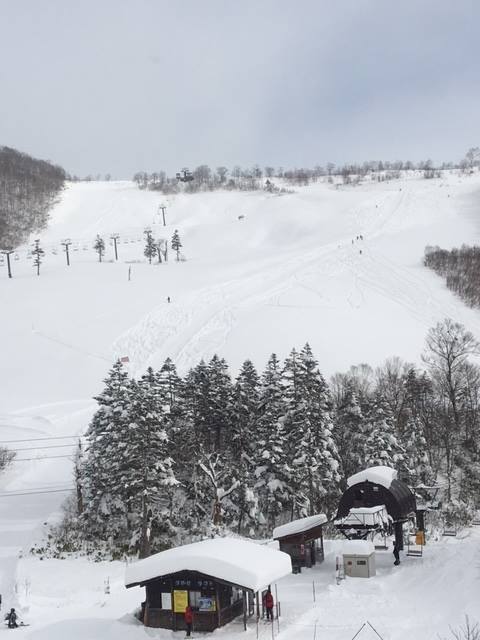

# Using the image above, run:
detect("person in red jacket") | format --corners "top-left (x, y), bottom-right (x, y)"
top-left (264, 587), bottom-right (274, 620)
top-left (184, 605), bottom-right (193, 637)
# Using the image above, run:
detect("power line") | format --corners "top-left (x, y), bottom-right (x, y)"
top-left (12, 454), bottom-right (75, 462)
top-left (10, 443), bottom-right (78, 453)
top-left (0, 487), bottom-right (73, 498)
top-left (0, 434), bottom-right (86, 444)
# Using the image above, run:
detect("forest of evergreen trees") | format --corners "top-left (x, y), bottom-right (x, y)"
top-left (0, 146), bottom-right (66, 249)
top-left (45, 319), bottom-right (480, 559)
top-left (424, 245), bottom-right (480, 309)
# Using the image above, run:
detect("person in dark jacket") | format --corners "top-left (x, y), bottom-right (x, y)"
top-left (184, 605), bottom-right (193, 637)
top-left (5, 608), bottom-right (18, 628)
top-left (393, 541), bottom-right (401, 566)
top-left (264, 588), bottom-right (274, 620)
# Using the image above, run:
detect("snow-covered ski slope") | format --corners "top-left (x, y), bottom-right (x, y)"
top-left (2, 172), bottom-right (480, 414)
top-left (1, 172), bottom-right (480, 637)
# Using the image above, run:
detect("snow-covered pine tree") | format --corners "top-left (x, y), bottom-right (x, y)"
top-left (255, 353), bottom-right (290, 531)
top-left (282, 344), bottom-right (341, 518)
top-left (334, 381), bottom-right (365, 481)
top-left (31, 238), bottom-right (44, 276)
top-left (144, 229), bottom-right (157, 264)
top-left (171, 229), bottom-right (182, 261)
top-left (93, 234), bottom-right (105, 262)
top-left (363, 394), bottom-right (405, 470)
top-left (82, 361), bottom-right (133, 549)
top-left (400, 409), bottom-right (433, 486)
top-left (178, 361), bottom-right (216, 530)
top-left (231, 359), bottom-right (260, 533)
top-left (157, 357), bottom-right (183, 409)
top-left (206, 355), bottom-right (233, 453)
top-left (124, 374), bottom-right (178, 556)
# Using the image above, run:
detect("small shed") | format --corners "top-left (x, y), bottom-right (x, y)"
top-left (342, 540), bottom-right (376, 578)
top-left (273, 514), bottom-right (327, 571)
top-left (125, 538), bottom-right (292, 632)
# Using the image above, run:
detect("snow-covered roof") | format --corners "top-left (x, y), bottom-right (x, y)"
top-left (335, 505), bottom-right (391, 528)
top-left (342, 540), bottom-right (375, 555)
top-left (272, 514), bottom-right (328, 540)
top-left (348, 506), bottom-right (388, 514)
top-left (347, 466), bottom-right (398, 489)
top-left (125, 538), bottom-right (292, 592)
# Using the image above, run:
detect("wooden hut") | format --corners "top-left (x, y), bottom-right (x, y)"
top-left (273, 514), bottom-right (327, 572)
top-left (125, 538), bottom-right (292, 632)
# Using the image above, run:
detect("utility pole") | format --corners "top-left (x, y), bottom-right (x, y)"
top-left (110, 233), bottom-right (120, 261)
top-left (158, 204), bottom-right (167, 226)
top-left (61, 238), bottom-right (72, 266)
top-left (1, 249), bottom-right (14, 278)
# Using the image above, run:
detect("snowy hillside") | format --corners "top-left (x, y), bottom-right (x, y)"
top-left (1, 172), bottom-right (480, 638)
top-left (2, 173), bottom-right (480, 413)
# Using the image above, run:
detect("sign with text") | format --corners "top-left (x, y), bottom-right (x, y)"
top-left (173, 590), bottom-right (189, 613)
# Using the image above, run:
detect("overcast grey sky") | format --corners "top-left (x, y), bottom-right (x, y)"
top-left (0, 0), bottom-right (479, 178)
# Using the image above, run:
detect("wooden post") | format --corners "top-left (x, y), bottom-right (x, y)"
top-left (243, 590), bottom-right (247, 631)
top-left (216, 583), bottom-right (221, 629)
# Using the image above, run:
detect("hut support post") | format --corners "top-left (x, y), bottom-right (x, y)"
top-left (243, 590), bottom-right (247, 631)
top-left (216, 583), bottom-right (221, 628)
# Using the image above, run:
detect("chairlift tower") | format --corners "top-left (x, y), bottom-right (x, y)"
top-left (1, 249), bottom-right (14, 278)
top-left (110, 233), bottom-right (120, 261)
top-left (158, 204), bottom-right (167, 226)
top-left (61, 239), bottom-right (72, 266)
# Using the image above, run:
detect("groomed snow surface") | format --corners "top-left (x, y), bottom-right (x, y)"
top-left (125, 538), bottom-right (292, 592)
top-left (2, 173), bottom-right (480, 638)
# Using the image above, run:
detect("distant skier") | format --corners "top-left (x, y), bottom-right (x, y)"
top-left (393, 541), bottom-right (401, 566)
top-left (167, 296), bottom-right (171, 303)
top-left (184, 605), bottom-right (193, 637)
top-left (5, 608), bottom-right (18, 629)
top-left (264, 587), bottom-right (274, 620)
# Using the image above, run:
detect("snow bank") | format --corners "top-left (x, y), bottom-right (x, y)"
top-left (347, 466), bottom-right (397, 489)
top-left (341, 540), bottom-right (375, 555)
top-left (273, 514), bottom-right (328, 539)
top-left (125, 538), bottom-right (292, 592)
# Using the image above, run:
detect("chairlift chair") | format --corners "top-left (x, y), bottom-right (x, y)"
top-left (442, 523), bottom-right (457, 537)
top-left (406, 531), bottom-right (424, 557)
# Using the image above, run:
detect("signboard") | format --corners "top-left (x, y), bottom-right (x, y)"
top-left (173, 590), bottom-right (189, 613)
top-left (198, 596), bottom-right (216, 612)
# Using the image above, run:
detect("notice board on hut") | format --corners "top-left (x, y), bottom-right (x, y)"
top-left (173, 590), bottom-right (188, 613)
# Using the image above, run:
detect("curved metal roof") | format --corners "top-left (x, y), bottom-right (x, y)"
top-left (336, 475), bottom-right (416, 522)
